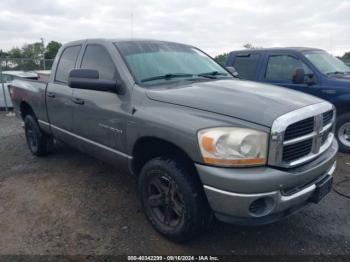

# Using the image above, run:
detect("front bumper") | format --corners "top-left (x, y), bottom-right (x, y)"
top-left (196, 139), bottom-right (338, 225)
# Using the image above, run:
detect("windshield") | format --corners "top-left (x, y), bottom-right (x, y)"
top-left (115, 41), bottom-right (231, 85)
top-left (304, 51), bottom-right (350, 75)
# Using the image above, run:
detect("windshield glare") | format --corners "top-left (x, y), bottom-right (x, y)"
top-left (115, 41), bottom-right (231, 85)
top-left (304, 51), bottom-right (350, 75)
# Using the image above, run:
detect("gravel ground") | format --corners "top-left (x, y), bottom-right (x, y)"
top-left (0, 112), bottom-right (349, 256)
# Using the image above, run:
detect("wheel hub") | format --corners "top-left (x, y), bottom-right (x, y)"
top-left (147, 174), bottom-right (185, 228)
top-left (338, 122), bottom-right (350, 147)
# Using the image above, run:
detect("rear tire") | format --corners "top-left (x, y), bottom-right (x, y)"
top-left (24, 115), bottom-right (53, 156)
top-left (335, 113), bottom-right (350, 153)
top-left (138, 156), bottom-right (212, 242)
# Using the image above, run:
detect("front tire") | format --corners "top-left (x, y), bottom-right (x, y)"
top-left (24, 115), bottom-right (53, 156)
top-left (138, 156), bottom-right (211, 242)
top-left (336, 113), bottom-right (350, 153)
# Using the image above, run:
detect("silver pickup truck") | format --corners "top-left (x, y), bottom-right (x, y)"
top-left (9, 39), bottom-right (338, 242)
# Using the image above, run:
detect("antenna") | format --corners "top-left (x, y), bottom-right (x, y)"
top-left (131, 13), bottom-right (134, 38)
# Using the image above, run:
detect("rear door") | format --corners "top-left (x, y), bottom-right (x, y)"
top-left (228, 53), bottom-right (261, 81)
top-left (71, 41), bottom-right (128, 158)
top-left (259, 52), bottom-right (321, 97)
top-left (46, 44), bottom-right (82, 140)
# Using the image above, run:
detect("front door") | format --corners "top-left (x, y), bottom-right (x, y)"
top-left (71, 43), bottom-right (129, 163)
top-left (261, 53), bottom-right (321, 97)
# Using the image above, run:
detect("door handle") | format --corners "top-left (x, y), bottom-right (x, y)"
top-left (73, 98), bottom-right (85, 105)
top-left (47, 92), bottom-right (55, 98)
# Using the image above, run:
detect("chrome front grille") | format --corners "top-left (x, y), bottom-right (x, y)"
top-left (323, 110), bottom-right (334, 126)
top-left (321, 128), bottom-right (331, 145)
top-left (269, 102), bottom-right (335, 168)
top-left (282, 139), bottom-right (313, 162)
top-left (284, 117), bottom-right (314, 140)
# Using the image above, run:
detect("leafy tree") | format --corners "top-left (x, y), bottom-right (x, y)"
top-left (21, 42), bottom-right (46, 70)
top-left (214, 53), bottom-right (229, 66)
top-left (0, 49), bottom-right (8, 70)
top-left (7, 47), bottom-right (22, 58)
top-left (45, 41), bottom-right (62, 59)
top-left (342, 52), bottom-right (350, 60)
top-left (3, 47), bottom-right (23, 70)
top-left (22, 42), bottom-right (45, 59)
top-left (0, 49), bottom-right (7, 58)
top-left (2, 40), bottom-right (62, 70)
top-left (243, 43), bottom-right (262, 49)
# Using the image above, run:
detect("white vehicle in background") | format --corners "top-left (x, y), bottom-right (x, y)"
top-left (0, 71), bottom-right (39, 109)
top-left (35, 70), bottom-right (51, 81)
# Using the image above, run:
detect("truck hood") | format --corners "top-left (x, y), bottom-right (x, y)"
top-left (325, 74), bottom-right (350, 90)
top-left (329, 73), bottom-right (350, 81)
top-left (146, 79), bottom-right (324, 127)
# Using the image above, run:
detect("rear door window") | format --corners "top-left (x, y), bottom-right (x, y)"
top-left (55, 45), bottom-right (81, 83)
top-left (232, 54), bottom-right (260, 80)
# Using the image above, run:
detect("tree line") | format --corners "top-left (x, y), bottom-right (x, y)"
top-left (0, 41), bottom-right (62, 71)
top-left (1, 41), bottom-right (349, 70)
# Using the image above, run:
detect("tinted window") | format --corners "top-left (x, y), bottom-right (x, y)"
top-left (81, 45), bottom-right (116, 80)
top-left (233, 54), bottom-right (260, 80)
top-left (55, 45), bottom-right (81, 83)
top-left (265, 55), bottom-right (312, 81)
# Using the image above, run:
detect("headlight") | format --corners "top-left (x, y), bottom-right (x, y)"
top-left (198, 127), bottom-right (268, 167)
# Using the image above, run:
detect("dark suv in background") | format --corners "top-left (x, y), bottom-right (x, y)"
top-left (225, 48), bottom-right (350, 152)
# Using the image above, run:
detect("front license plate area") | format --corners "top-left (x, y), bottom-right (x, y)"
top-left (310, 175), bottom-right (333, 203)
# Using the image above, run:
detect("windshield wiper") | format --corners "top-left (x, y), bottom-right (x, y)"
top-left (197, 71), bottom-right (228, 79)
top-left (141, 73), bottom-right (194, 83)
top-left (326, 71), bottom-right (346, 75)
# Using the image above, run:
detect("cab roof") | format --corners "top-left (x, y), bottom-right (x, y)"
top-left (230, 47), bottom-right (324, 54)
top-left (64, 38), bottom-right (189, 46)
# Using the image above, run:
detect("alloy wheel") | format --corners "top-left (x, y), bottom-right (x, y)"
top-left (146, 173), bottom-right (185, 228)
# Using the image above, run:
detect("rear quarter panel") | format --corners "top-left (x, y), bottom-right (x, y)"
top-left (10, 79), bottom-right (48, 122)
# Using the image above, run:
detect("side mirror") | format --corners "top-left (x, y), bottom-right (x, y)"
top-left (68, 69), bottom-right (122, 93)
top-left (292, 68), bottom-right (305, 84)
top-left (305, 73), bottom-right (316, 86)
top-left (225, 66), bottom-right (239, 77)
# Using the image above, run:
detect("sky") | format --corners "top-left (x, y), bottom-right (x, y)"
top-left (0, 0), bottom-right (349, 57)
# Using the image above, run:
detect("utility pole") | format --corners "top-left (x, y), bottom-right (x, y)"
top-left (41, 37), bottom-right (46, 70)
